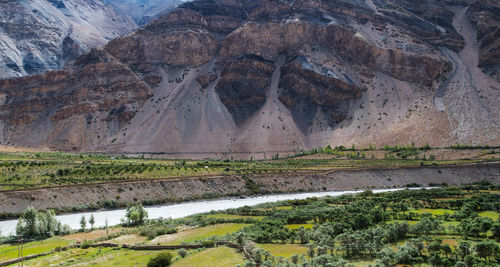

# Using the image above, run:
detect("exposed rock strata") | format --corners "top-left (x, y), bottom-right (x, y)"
top-left (0, 0), bottom-right (498, 152)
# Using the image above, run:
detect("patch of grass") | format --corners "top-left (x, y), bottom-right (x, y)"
top-left (478, 211), bottom-right (499, 221)
top-left (150, 224), bottom-right (249, 245)
top-left (0, 237), bottom-right (70, 262)
top-left (285, 224), bottom-right (314, 230)
top-left (171, 247), bottom-right (244, 267)
top-left (106, 234), bottom-right (147, 245)
top-left (25, 247), bottom-right (173, 267)
top-left (257, 244), bottom-right (308, 258)
top-left (414, 208), bottom-right (456, 215)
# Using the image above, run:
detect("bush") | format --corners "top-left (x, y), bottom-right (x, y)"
top-left (80, 240), bottom-right (92, 249)
top-left (147, 252), bottom-right (173, 267)
top-left (201, 240), bottom-right (215, 247)
top-left (177, 248), bottom-right (187, 258)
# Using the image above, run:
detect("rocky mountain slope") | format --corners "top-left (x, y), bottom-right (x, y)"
top-left (101, 0), bottom-right (184, 25)
top-left (0, 0), bottom-right (184, 79)
top-left (0, 0), bottom-right (498, 155)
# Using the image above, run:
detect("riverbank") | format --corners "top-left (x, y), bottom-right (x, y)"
top-left (1, 162), bottom-right (498, 216)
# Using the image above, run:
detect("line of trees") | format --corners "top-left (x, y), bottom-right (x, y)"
top-left (15, 206), bottom-right (71, 240)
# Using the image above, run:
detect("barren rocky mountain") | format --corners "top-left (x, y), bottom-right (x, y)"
top-left (0, 0), bottom-right (498, 155)
top-left (0, 0), bottom-right (183, 79)
top-left (101, 0), bottom-right (184, 25)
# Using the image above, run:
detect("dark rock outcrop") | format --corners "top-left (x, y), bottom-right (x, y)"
top-left (278, 60), bottom-right (362, 131)
top-left (0, 51), bottom-right (152, 125)
top-left (215, 55), bottom-right (274, 125)
top-left (467, 2), bottom-right (500, 81)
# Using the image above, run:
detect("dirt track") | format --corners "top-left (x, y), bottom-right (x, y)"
top-left (0, 162), bottom-right (498, 215)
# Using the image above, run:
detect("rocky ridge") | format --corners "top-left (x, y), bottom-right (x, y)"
top-left (0, 0), bottom-right (185, 79)
top-left (0, 0), bottom-right (498, 154)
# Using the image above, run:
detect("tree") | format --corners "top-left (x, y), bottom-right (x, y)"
top-left (80, 216), bottom-right (86, 232)
top-left (38, 209), bottom-right (57, 237)
top-left (177, 248), bottom-right (187, 258)
top-left (125, 204), bottom-right (148, 226)
top-left (491, 223), bottom-right (500, 241)
top-left (376, 248), bottom-right (395, 266)
top-left (21, 206), bottom-right (39, 238)
top-left (460, 216), bottom-right (493, 237)
top-left (411, 216), bottom-right (439, 236)
top-left (474, 241), bottom-right (499, 262)
top-left (296, 226), bottom-right (309, 244)
top-left (456, 241), bottom-right (471, 261)
top-left (147, 252), bottom-right (173, 267)
top-left (429, 252), bottom-right (443, 266)
top-left (16, 207), bottom-right (64, 239)
top-left (89, 214), bottom-right (95, 231)
top-left (394, 243), bottom-right (423, 265)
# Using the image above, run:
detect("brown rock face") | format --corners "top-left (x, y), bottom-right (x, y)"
top-left (106, 9), bottom-right (218, 68)
top-left (104, 9), bottom-right (219, 87)
top-left (467, 2), bottom-right (500, 81)
top-left (215, 55), bottom-right (274, 125)
top-left (0, 51), bottom-right (152, 126)
top-left (220, 21), bottom-right (449, 86)
top-left (181, 0), bottom-right (246, 35)
top-left (378, 0), bottom-right (465, 53)
top-left (278, 60), bottom-right (362, 131)
top-left (1, 0), bottom-right (496, 152)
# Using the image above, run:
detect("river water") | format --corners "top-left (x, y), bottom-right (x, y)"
top-left (0, 188), bottom-right (416, 236)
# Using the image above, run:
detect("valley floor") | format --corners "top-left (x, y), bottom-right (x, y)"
top-left (1, 185), bottom-right (499, 266)
top-left (0, 146), bottom-right (499, 216)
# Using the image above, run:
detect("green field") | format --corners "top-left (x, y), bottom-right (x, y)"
top-left (479, 211), bottom-right (499, 221)
top-left (0, 147), bottom-right (496, 190)
top-left (0, 238), bottom-right (70, 262)
top-left (171, 247), bottom-right (244, 267)
top-left (22, 247), bottom-right (173, 267)
top-left (149, 224), bottom-right (249, 245)
top-left (285, 224), bottom-right (314, 230)
top-left (257, 244), bottom-right (308, 258)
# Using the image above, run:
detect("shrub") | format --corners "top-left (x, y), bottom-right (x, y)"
top-left (147, 252), bottom-right (173, 267)
top-left (177, 248), bottom-right (187, 258)
top-left (81, 240), bottom-right (92, 249)
top-left (201, 240), bottom-right (215, 247)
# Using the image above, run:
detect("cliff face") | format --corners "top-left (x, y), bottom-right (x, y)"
top-left (466, 2), bottom-right (500, 82)
top-left (0, 0), bottom-right (137, 79)
top-left (0, 0), bottom-right (498, 153)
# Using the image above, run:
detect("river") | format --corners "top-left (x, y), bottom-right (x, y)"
top-left (0, 188), bottom-right (418, 236)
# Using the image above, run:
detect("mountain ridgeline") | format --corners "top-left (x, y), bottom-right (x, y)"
top-left (0, 0), bottom-right (498, 154)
